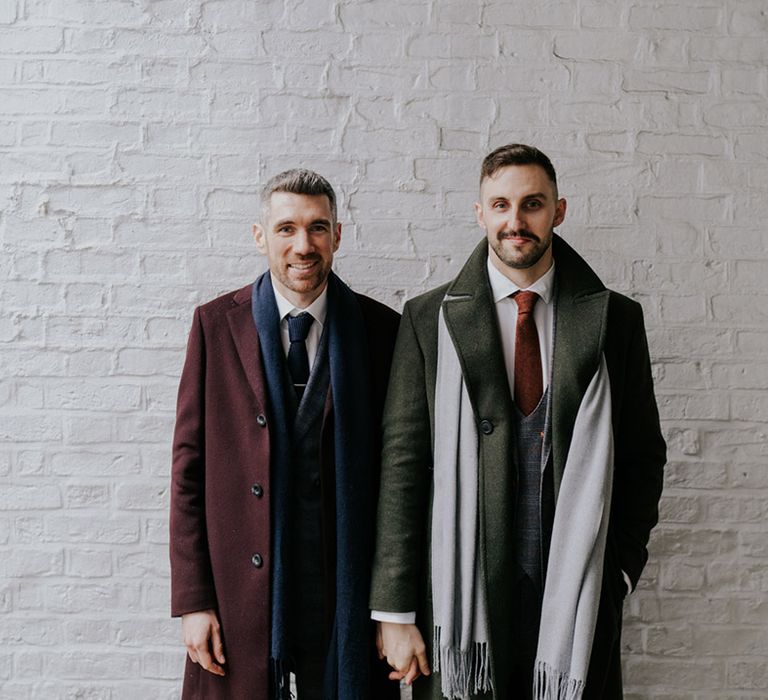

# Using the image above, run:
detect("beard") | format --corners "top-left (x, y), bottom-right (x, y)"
top-left (275, 255), bottom-right (332, 296)
top-left (490, 228), bottom-right (553, 270)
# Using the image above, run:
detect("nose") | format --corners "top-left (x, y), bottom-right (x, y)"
top-left (507, 206), bottom-right (525, 231)
top-left (292, 228), bottom-right (313, 254)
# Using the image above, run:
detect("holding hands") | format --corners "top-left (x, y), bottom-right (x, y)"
top-left (376, 622), bottom-right (431, 686)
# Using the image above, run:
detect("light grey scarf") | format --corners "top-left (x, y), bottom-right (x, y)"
top-left (432, 308), bottom-right (492, 698)
top-left (432, 308), bottom-right (614, 700)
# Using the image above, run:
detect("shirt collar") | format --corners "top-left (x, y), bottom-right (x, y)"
top-left (270, 274), bottom-right (328, 325)
top-left (486, 251), bottom-right (556, 305)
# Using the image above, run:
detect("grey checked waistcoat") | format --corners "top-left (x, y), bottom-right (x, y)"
top-left (512, 390), bottom-right (553, 593)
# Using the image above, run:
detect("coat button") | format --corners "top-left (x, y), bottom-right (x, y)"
top-left (479, 419), bottom-right (494, 435)
top-left (251, 483), bottom-right (263, 497)
top-left (251, 553), bottom-right (263, 568)
top-left (256, 414), bottom-right (267, 427)
top-left (313, 477), bottom-right (321, 489)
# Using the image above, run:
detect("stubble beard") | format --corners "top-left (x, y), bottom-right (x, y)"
top-left (491, 228), bottom-right (553, 270)
top-left (278, 256), bottom-right (331, 296)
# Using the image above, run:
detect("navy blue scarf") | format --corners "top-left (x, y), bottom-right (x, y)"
top-left (251, 271), bottom-right (375, 699)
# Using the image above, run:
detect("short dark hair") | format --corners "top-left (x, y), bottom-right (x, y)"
top-left (480, 144), bottom-right (558, 195)
top-left (261, 168), bottom-right (337, 221)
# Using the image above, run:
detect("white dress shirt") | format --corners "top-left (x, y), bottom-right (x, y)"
top-left (271, 276), bottom-right (327, 367)
top-left (487, 256), bottom-right (555, 396)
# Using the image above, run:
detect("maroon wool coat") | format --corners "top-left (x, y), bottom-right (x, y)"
top-left (170, 282), bottom-right (400, 700)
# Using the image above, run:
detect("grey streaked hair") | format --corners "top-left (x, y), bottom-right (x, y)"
top-left (260, 168), bottom-right (337, 221)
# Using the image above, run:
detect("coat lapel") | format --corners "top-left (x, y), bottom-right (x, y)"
top-left (441, 239), bottom-right (514, 428)
top-left (439, 235), bottom-right (612, 505)
top-left (227, 284), bottom-right (269, 415)
top-left (551, 235), bottom-right (610, 499)
top-left (441, 239), bottom-right (515, 604)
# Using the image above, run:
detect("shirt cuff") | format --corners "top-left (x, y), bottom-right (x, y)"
top-left (370, 610), bottom-right (417, 624)
top-left (622, 570), bottom-right (632, 595)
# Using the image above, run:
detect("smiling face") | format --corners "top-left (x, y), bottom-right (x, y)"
top-left (253, 191), bottom-right (341, 308)
top-left (475, 164), bottom-right (566, 287)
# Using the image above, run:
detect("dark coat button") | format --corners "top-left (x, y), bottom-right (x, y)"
top-left (313, 477), bottom-right (321, 489)
top-left (256, 414), bottom-right (267, 427)
top-left (251, 553), bottom-right (263, 568)
top-left (251, 483), bottom-right (263, 497)
top-left (479, 419), bottom-right (494, 435)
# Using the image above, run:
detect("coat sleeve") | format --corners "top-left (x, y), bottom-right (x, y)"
top-left (610, 300), bottom-right (666, 590)
top-left (370, 301), bottom-right (434, 613)
top-left (169, 307), bottom-right (218, 617)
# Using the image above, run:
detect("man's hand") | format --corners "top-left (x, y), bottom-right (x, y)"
top-left (376, 621), bottom-right (430, 685)
top-left (182, 609), bottom-right (226, 677)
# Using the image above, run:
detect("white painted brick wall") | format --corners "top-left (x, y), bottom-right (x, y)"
top-left (2, 0), bottom-right (767, 697)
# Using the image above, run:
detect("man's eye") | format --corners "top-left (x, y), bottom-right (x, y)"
top-left (525, 200), bottom-right (541, 209)
top-left (493, 202), bottom-right (506, 210)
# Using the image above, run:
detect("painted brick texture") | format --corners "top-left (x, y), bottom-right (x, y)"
top-left (1, 1), bottom-right (767, 698)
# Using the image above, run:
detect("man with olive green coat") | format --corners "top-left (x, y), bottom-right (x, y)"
top-left (370, 145), bottom-right (665, 699)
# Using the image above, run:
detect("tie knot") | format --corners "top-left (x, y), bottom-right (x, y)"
top-left (287, 312), bottom-right (313, 342)
top-left (513, 290), bottom-right (539, 315)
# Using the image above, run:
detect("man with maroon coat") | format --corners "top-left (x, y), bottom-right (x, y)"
top-left (170, 169), bottom-right (400, 699)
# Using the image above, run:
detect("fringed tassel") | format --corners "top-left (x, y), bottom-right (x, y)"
top-left (434, 625), bottom-right (493, 700)
top-left (271, 658), bottom-right (292, 700)
top-left (533, 660), bottom-right (584, 700)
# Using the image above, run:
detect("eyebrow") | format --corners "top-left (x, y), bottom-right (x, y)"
top-left (488, 192), bottom-right (549, 202)
top-left (272, 218), bottom-right (332, 228)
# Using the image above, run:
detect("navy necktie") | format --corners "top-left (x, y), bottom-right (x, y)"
top-left (287, 312), bottom-right (314, 399)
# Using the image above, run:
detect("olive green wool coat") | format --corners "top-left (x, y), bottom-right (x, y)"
top-left (370, 236), bottom-right (666, 699)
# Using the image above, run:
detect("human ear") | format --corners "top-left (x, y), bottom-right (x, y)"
top-left (253, 223), bottom-right (268, 254)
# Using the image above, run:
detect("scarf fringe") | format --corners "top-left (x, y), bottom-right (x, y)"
top-left (434, 625), bottom-right (493, 699)
top-left (271, 658), bottom-right (292, 700)
top-left (533, 660), bottom-right (584, 700)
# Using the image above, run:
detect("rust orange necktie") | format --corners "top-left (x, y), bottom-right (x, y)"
top-left (512, 291), bottom-right (543, 416)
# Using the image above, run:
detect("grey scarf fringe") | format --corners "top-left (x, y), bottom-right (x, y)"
top-left (433, 626), bottom-right (493, 699)
top-left (534, 660), bottom-right (584, 700)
